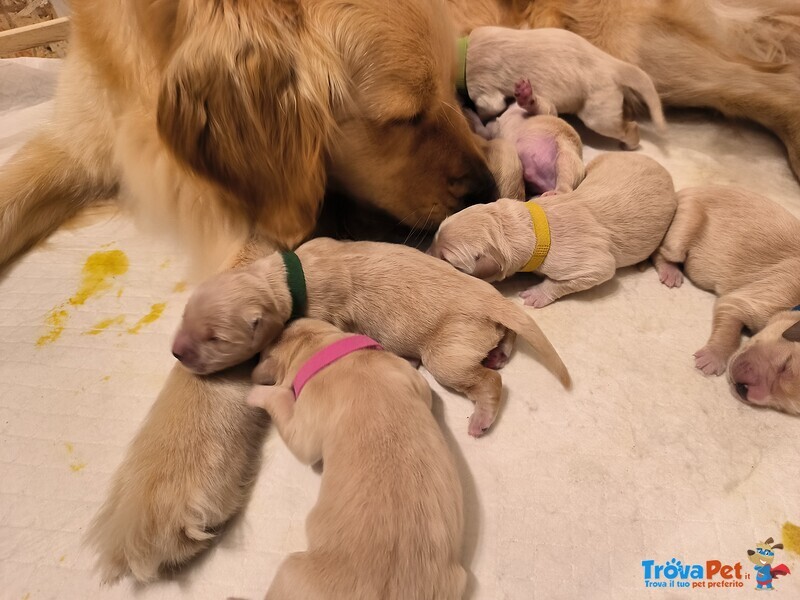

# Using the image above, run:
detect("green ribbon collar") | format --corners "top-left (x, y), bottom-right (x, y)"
top-left (281, 251), bottom-right (307, 322)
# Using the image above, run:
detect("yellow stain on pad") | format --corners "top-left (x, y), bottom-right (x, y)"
top-left (68, 250), bottom-right (129, 306)
top-left (64, 443), bottom-right (86, 472)
top-left (101, 375), bottom-right (111, 382)
top-left (159, 259), bottom-right (171, 269)
top-left (84, 315), bottom-right (125, 336)
top-left (22, 594), bottom-right (30, 600)
top-left (59, 554), bottom-right (66, 563)
top-left (127, 303), bottom-right (166, 334)
top-left (782, 521), bottom-right (800, 556)
top-left (36, 250), bottom-right (129, 347)
top-left (36, 309), bottom-right (69, 347)
top-left (173, 281), bottom-right (187, 293)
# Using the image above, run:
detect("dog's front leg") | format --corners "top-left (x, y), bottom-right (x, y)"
top-left (87, 362), bottom-right (267, 583)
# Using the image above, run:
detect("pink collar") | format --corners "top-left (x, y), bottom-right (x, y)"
top-left (292, 335), bottom-right (383, 398)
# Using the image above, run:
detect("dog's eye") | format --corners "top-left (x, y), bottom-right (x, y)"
top-left (207, 335), bottom-right (220, 343)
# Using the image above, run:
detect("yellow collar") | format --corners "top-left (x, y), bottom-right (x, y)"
top-left (519, 202), bottom-right (551, 272)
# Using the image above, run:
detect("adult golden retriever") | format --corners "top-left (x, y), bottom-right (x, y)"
top-left (1, 0), bottom-right (799, 585)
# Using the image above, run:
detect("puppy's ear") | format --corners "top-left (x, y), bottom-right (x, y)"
top-left (252, 313), bottom-right (285, 349)
top-left (747, 550), bottom-right (755, 556)
top-left (472, 254), bottom-right (502, 280)
top-left (783, 321), bottom-right (800, 342)
top-left (772, 543), bottom-right (784, 550)
top-left (157, 1), bottom-right (345, 248)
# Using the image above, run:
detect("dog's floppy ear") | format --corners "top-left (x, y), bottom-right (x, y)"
top-left (157, 1), bottom-right (345, 248)
top-left (772, 543), bottom-right (784, 550)
top-left (472, 254), bottom-right (502, 280)
top-left (783, 321), bottom-right (800, 342)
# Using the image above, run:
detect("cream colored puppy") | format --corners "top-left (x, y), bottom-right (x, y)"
top-left (173, 238), bottom-right (571, 437)
top-left (247, 319), bottom-right (466, 600)
top-left (652, 185), bottom-right (800, 414)
top-left (484, 78), bottom-right (585, 197)
top-left (428, 153), bottom-right (676, 307)
top-left (466, 26), bottom-right (666, 148)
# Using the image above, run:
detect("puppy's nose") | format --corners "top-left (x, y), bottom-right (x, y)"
top-left (454, 160), bottom-right (498, 206)
top-left (172, 333), bottom-right (192, 364)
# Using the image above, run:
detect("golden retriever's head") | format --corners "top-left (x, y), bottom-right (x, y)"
top-left (325, 0), bottom-right (497, 227)
top-left (727, 311), bottom-right (800, 415)
top-left (153, 0), bottom-right (494, 249)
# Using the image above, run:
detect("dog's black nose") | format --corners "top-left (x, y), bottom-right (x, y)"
top-left (173, 351), bottom-right (183, 361)
top-left (459, 161), bottom-right (498, 206)
top-left (735, 382), bottom-right (749, 402)
top-left (450, 161), bottom-right (498, 208)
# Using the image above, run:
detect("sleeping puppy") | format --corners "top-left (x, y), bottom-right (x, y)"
top-left (480, 78), bottom-right (585, 197)
top-left (248, 319), bottom-right (466, 599)
top-left (173, 238), bottom-right (571, 437)
top-left (465, 26), bottom-right (666, 148)
top-left (652, 185), bottom-right (800, 413)
top-left (428, 153), bottom-right (676, 307)
top-left (728, 311), bottom-right (800, 415)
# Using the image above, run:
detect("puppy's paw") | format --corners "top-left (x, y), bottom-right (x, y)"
top-left (520, 287), bottom-right (554, 308)
top-left (468, 407), bottom-right (496, 438)
top-left (693, 346), bottom-right (727, 376)
top-left (482, 346), bottom-right (510, 370)
top-left (656, 261), bottom-right (684, 288)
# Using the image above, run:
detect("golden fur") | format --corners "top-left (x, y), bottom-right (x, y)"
top-left (3, 0), bottom-right (795, 585)
top-left (0, 0), bottom-right (495, 272)
top-left (429, 153), bottom-right (676, 306)
top-left (172, 238), bottom-right (571, 437)
top-left (248, 319), bottom-right (466, 599)
top-left (652, 185), bottom-right (800, 414)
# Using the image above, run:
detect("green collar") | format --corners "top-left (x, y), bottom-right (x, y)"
top-left (456, 36), bottom-right (469, 98)
top-left (281, 251), bottom-right (307, 321)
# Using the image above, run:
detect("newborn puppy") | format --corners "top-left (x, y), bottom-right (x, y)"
top-left (248, 319), bottom-right (465, 600)
top-left (483, 78), bottom-right (585, 197)
top-left (174, 238), bottom-right (571, 437)
top-left (652, 185), bottom-right (800, 413)
top-left (466, 26), bottom-right (666, 148)
top-left (429, 153), bottom-right (676, 307)
top-left (728, 311), bottom-right (800, 415)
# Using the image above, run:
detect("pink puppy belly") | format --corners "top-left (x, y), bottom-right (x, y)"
top-left (515, 134), bottom-right (558, 195)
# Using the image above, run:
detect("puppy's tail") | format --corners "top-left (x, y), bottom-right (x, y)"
top-left (614, 63), bottom-right (667, 132)
top-left (494, 300), bottom-right (571, 389)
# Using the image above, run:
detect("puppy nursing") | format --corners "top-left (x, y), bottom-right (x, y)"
top-left (465, 26), bottom-right (667, 148)
top-left (475, 79), bottom-right (585, 197)
top-left (653, 185), bottom-right (800, 414)
top-left (174, 238), bottom-right (571, 437)
top-left (429, 153), bottom-right (677, 308)
top-left (248, 319), bottom-right (465, 599)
